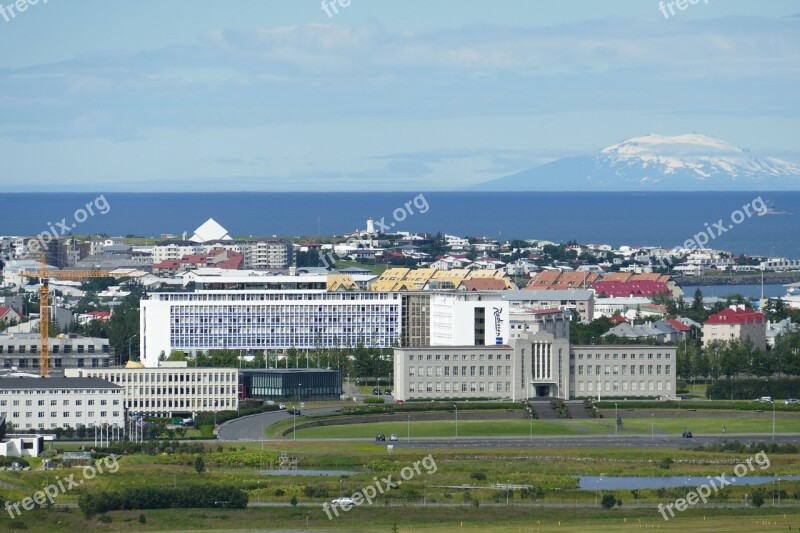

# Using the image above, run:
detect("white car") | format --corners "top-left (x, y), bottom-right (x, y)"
top-left (279, 403), bottom-right (287, 409)
top-left (389, 434), bottom-right (399, 441)
top-left (331, 497), bottom-right (354, 506)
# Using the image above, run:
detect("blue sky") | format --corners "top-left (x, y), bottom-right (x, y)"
top-left (1, 0), bottom-right (798, 192)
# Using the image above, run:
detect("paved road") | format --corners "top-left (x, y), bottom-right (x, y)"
top-left (382, 433), bottom-right (800, 449)
top-left (217, 407), bottom-right (341, 441)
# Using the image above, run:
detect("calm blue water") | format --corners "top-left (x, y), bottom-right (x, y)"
top-left (683, 284), bottom-right (789, 300)
top-left (1, 192), bottom-right (798, 258)
top-left (580, 475), bottom-right (800, 490)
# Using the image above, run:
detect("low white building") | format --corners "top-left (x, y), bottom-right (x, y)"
top-left (66, 364), bottom-right (239, 417)
top-left (0, 377), bottom-right (124, 431)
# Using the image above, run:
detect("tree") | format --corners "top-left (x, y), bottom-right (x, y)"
top-left (290, 496), bottom-right (298, 507)
top-left (750, 489), bottom-right (765, 508)
top-left (194, 456), bottom-right (205, 474)
top-left (600, 493), bottom-right (617, 509)
top-left (692, 289), bottom-right (704, 313)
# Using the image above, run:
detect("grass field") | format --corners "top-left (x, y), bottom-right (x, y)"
top-left (0, 502), bottom-right (798, 532)
top-left (286, 415), bottom-right (800, 439)
top-left (3, 437), bottom-right (800, 532)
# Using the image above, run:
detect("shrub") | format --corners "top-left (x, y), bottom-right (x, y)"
top-left (290, 496), bottom-right (298, 507)
top-left (274, 489), bottom-right (285, 497)
top-left (138, 514), bottom-right (146, 524)
top-left (97, 515), bottom-right (112, 523)
top-left (600, 493), bottom-right (617, 509)
top-left (470, 472), bottom-right (487, 481)
top-left (363, 397), bottom-right (385, 404)
top-left (78, 485), bottom-right (248, 516)
top-left (194, 456), bottom-right (205, 473)
top-left (659, 458), bottom-right (673, 470)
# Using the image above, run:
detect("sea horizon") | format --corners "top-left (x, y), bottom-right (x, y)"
top-left (1, 191), bottom-right (798, 259)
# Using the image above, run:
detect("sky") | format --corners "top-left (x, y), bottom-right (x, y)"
top-left (0, 0), bottom-right (798, 192)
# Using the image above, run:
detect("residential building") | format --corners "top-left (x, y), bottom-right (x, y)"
top-left (766, 318), bottom-right (798, 348)
top-left (65, 364), bottom-right (239, 417)
top-left (0, 307), bottom-right (21, 325)
top-left (515, 289), bottom-right (595, 322)
top-left (702, 306), bottom-right (767, 350)
top-left (0, 377), bottom-right (124, 431)
top-left (0, 334), bottom-right (112, 372)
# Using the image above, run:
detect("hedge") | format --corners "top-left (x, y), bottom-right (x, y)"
top-left (706, 379), bottom-right (800, 401)
top-left (78, 485), bottom-right (248, 516)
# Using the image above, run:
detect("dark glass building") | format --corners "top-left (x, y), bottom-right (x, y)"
top-left (239, 369), bottom-right (342, 400)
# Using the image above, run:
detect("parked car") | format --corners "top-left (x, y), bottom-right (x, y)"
top-left (384, 389), bottom-right (392, 395)
top-left (287, 408), bottom-right (301, 416)
top-left (331, 497), bottom-right (354, 506)
top-left (373, 389), bottom-right (382, 395)
top-left (279, 403), bottom-right (287, 409)
top-left (389, 434), bottom-right (399, 441)
top-left (756, 396), bottom-right (773, 403)
top-left (784, 398), bottom-right (798, 405)
top-left (375, 433), bottom-right (386, 442)
top-left (681, 430), bottom-right (693, 438)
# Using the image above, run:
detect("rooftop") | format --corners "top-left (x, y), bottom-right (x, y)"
top-left (0, 377), bottom-right (121, 390)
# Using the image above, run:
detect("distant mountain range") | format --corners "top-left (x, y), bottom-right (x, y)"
top-left (468, 134), bottom-right (800, 191)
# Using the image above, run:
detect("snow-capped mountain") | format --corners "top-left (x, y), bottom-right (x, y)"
top-left (469, 134), bottom-right (800, 191)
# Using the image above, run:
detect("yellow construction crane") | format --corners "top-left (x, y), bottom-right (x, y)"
top-left (21, 255), bottom-right (111, 377)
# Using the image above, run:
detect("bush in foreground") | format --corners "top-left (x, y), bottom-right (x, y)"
top-left (78, 485), bottom-right (248, 516)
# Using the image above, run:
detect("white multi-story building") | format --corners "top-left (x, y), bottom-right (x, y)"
top-left (66, 364), bottom-right (239, 416)
top-left (430, 292), bottom-right (510, 347)
top-left (140, 279), bottom-right (401, 367)
top-left (243, 239), bottom-right (293, 270)
top-left (0, 377), bottom-right (124, 431)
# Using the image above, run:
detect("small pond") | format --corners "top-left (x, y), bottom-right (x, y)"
top-left (580, 475), bottom-right (800, 490)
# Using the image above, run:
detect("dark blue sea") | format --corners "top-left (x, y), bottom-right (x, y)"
top-left (1, 192), bottom-right (798, 258)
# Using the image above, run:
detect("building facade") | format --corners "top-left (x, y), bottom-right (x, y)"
top-left (65, 365), bottom-right (239, 417)
top-left (0, 377), bottom-right (124, 431)
top-left (394, 333), bottom-right (676, 402)
top-left (239, 368), bottom-right (342, 400)
top-left (140, 287), bottom-right (401, 367)
top-left (570, 344), bottom-right (676, 399)
top-left (430, 292), bottom-right (510, 346)
top-left (0, 334), bottom-right (112, 372)
top-left (702, 306), bottom-right (767, 350)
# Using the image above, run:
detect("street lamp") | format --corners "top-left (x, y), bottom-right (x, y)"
top-left (771, 400), bottom-right (776, 443)
top-left (651, 414), bottom-right (654, 442)
top-left (453, 404), bottom-right (458, 438)
top-left (614, 403), bottom-right (618, 437)
top-left (407, 415), bottom-right (411, 446)
top-left (293, 407), bottom-right (297, 441)
top-left (127, 334), bottom-right (139, 365)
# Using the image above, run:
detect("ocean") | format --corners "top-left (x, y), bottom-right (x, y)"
top-left (0, 191), bottom-right (799, 258)
top-left (682, 284), bottom-right (789, 300)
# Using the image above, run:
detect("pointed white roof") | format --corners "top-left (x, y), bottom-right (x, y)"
top-left (190, 218), bottom-right (232, 243)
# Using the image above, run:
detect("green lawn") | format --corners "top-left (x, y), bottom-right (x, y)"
top-left (288, 415), bottom-right (800, 439)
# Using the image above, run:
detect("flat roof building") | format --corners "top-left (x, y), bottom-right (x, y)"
top-left (239, 368), bottom-right (342, 401)
top-left (66, 366), bottom-right (239, 417)
top-left (0, 377), bottom-right (124, 431)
